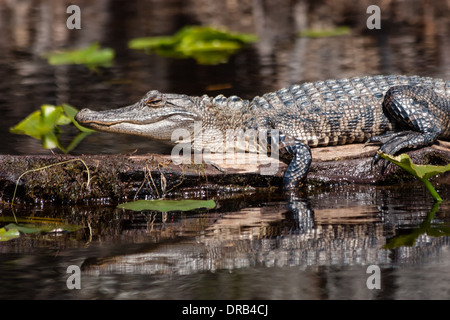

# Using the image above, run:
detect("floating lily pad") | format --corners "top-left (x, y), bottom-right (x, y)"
top-left (44, 42), bottom-right (114, 70)
top-left (0, 219), bottom-right (81, 242)
top-left (129, 26), bottom-right (258, 65)
top-left (379, 152), bottom-right (450, 202)
top-left (118, 199), bottom-right (216, 212)
top-left (0, 227), bottom-right (20, 241)
top-left (10, 104), bottom-right (94, 153)
top-left (4, 222), bottom-right (80, 234)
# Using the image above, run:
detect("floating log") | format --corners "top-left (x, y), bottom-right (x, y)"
top-left (0, 141), bottom-right (449, 204)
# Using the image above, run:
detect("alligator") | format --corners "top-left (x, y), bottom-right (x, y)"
top-left (75, 75), bottom-right (450, 189)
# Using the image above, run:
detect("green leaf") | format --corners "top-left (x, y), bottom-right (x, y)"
top-left (427, 226), bottom-right (450, 237)
top-left (4, 222), bottom-right (80, 234)
top-left (62, 103), bottom-right (96, 133)
top-left (379, 152), bottom-right (450, 179)
top-left (118, 199), bottom-right (216, 212)
top-left (128, 36), bottom-right (179, 50)
top-left (378, 152), bottom-right (450, 202)
top-left (9, 110), bottom-right (41, 138)
top-left (385, 202), bottom-right (450, 249)
top-left (41, 130), bottom-right (62, 150)
top-left (10, 105), bottom-right (63, 139)
top-left (4, 223), bottom-right (43, 234)
top-left (128, 26), bottom-right (257, 65)
top-left (62, 132), bottom-right (92, 154)
top-left (0, 221), bottom-right (81, 241)
top-left (0, 227), bottom-right (20, 241)
top-left (384, 231), bottom-right (418, 248)
top-left (10, 104), bottom-right (93, 153)
top-left (44, 42), bottom-right (114, 70)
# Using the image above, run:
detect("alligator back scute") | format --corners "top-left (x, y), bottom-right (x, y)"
top-left (246, 75), bottom-right (450, 147)
top-left (210, 94), bottom-right (249, 112)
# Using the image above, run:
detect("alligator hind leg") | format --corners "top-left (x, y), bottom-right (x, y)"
top-left (371, 85), bottom-right (444, 164)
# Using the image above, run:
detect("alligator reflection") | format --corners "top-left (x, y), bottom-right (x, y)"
top-left (80, 186), bottom-right (450, 275)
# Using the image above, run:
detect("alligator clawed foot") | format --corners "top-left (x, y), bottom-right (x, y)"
top-left (370, 152), bottom-right (390, 175)
top-left (369, 130), bottom-right (424, 173)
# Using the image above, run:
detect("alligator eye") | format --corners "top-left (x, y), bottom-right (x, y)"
top-left (145, 98), bottom-right (163, 108)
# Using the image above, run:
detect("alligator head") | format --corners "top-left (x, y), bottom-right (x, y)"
top-left (75, 90), bottom-right (203, 141)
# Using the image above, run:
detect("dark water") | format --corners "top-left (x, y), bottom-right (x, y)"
top-left (1, 184), bottom-right (450, 299)
top-left (1, 0), bottom-right (450, 300)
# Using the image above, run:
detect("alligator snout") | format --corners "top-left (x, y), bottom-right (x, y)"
top-left (75, 108), bottom-right (120, 126)
top-left (74, 108), bottom-right (95, 124)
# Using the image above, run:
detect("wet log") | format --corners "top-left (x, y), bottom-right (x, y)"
top-left (0, 141), bottom-right (449, 203)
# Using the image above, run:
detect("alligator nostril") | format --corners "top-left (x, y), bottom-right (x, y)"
top-left (74, 108), bottom-right (93, 123)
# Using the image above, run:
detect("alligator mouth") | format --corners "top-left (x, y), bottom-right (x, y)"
top-left (74, 107), bottom-right (199, 140)
top-left (75, 108), bottom-right (198, 127)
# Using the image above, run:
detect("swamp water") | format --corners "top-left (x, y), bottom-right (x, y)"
top-left (1, 183), bottom-right (450, 299)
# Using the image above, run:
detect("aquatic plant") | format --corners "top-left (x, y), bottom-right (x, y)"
top-left (129, 26), bottom-right (258, 65)
top-left (117, 199), bottom-right (216, 212)
top-left (0, 217), bottom-right (81, 242)
top-left (385, 202), bottom-right (450, 249)
top-left (378, 152), bottom-right (450, 202)
top-left (43, 42), bottom-right (114, 71)
top-left (10, 104), bottom-right (94, 153)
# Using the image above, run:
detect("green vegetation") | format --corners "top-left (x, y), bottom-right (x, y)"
top-left (298, 26), bottom-right (350, 38)
top-left (44, 42), bottom-right (114, 70)
top-left (378, 152), bottom-right (450, 202)
top-left (42, 27), bottom-right (257, 69)
top-left (118, 199), bottom-right (216, 212)
top-left (10, 104), bottom-right (95, 153)
top-left (0, 217), bottom-right (81, 242)
top-left (385, 202), bottom-right (450, 249)
top-left (379, 152), bottom-right (450, 248)
top-left (129, 26), bottom-right (258, 65)
top-left (0, 226), bottom-right (20, 241)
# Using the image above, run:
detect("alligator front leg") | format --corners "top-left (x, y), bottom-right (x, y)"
top-left (281, 137), bottom-right (312, 190)
top-left (369, 85), bottom-right (446, 163)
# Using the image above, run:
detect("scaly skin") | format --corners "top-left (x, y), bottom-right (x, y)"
top-left (75, 75), bottom-right (450, 189)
